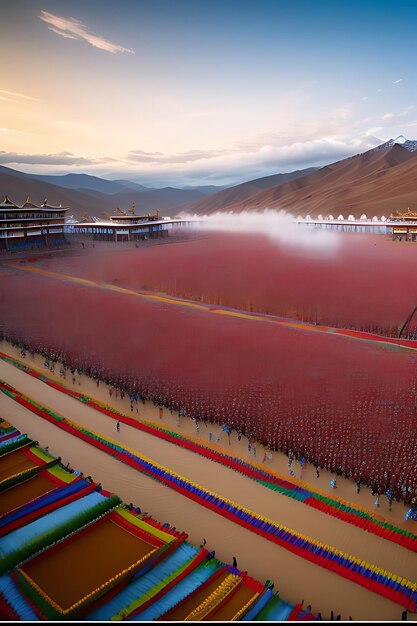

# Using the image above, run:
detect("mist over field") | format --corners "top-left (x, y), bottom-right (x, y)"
top-left (183, 210), bottom-right (340, 255)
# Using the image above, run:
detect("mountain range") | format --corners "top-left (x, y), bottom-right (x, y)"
top-left (179, 140), bottom-right (417, 218)
top-left (1, 137), bottom-right (417, 219)
top-left (0, 165), bottom-right (217, 219)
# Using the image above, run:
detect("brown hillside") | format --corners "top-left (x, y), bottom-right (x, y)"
top-left (177, 168), bottom-right (317, 215)
top-left (210, 144), bottom-right (417, 218)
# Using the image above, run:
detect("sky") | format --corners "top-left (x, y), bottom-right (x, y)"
top-left (0, 0), bottom-right (416, 187)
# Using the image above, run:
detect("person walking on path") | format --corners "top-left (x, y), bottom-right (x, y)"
top-left (232, 556), bottom-right (238, 568)
top-left (116, 421), bottom-right (120, 433)
top-left (386, 488), bottom-right (394, 511)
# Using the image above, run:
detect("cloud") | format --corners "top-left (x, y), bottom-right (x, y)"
top-left (365, 127), bottom-right (383, 137)
top-left (0, 151), bottom-right (100, 166)
top-left (333, 107), bottom-right (351, 120)
top-left (127, 149), bottom-right (227, 164)
top-left (128, 150), bottom-right (165, 161)
top-left (0, 90), bottom-right (41, 102)
top-left (393, 79), bottom-right (403, 84)
top-left (0, 128), bottom-right (30, 135)
top-left (39, 10), bottom-right (134, 54)
top-left (48, 27), bottom-right (77, 40)
top-left (382, 110), bottom-right (410, 121)
top-left (115, 135), bottom-right (384, 186)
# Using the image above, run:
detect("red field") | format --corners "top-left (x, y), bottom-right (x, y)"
top-left (32, 232), bottom-right (417, 336)
top-left (1, 255), bottom-right (417, 502)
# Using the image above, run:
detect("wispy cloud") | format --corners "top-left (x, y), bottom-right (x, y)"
top-left (365, 127), bottom-right (383, 137)
top-left (39, 10), bottom-right (134, 54)
top-left (127, 149), bottom-right (227, 164)
top-left (393, 78), bottom-right (403, 84)
top-left (0, 90), bottom-right (40, 102)
top-left (332, 107), bottom-right (351, 121)
top-left (0, 151), bottom-right (102, 165)
top-left (0, 128), bottom-right (30, 135)
top-left (382, 109), bottom-right (410, 121)
top-left (48, 27), bottom-right (77, 40)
